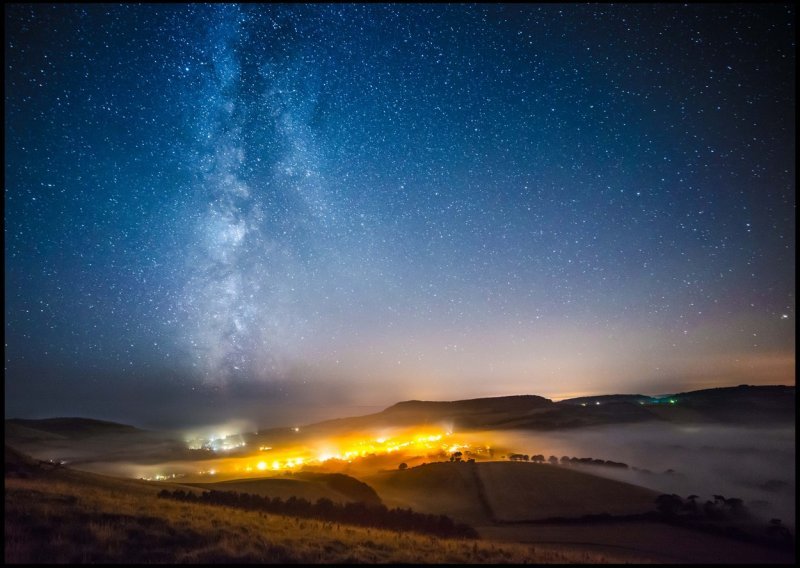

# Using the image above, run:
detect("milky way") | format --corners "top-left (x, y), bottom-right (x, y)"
top-left (5, 4), bottom-right (795, 426)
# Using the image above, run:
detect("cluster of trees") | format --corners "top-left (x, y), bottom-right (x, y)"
top-left (508, 453), bottom-right (548, 462)
top-left (655, 493), bottom-right (750, 520)
top-left (157, 489), bottom-right (478, 540)
top-left (448, 451), bottom-right (474, 463)
top-left (507, 454), bottom-right (629, 469)
top-left (560, 456), bottom-right (629, 468)
top-left (654, 494), bottom-right (793, 547)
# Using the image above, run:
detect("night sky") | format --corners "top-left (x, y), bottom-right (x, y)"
top-left (5, 4), bottom-right (795, 428)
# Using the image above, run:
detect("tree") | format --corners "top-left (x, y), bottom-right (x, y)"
top-left (703, 500), bottom-right (722, 520)
top-left (560, 456), bottom-right (570, 464)
top-left (655, 494), bottom-right (684, 516)
top-left (531, 454), bottom-right (545, 463)
top-left (548, 455), bottom-right (559, 465)
top-left (723, 497), bottom-right (748, 519)
top-left (766, 518), bottom-right (792, 541)
top-left (398, 462), bottom-right (408, 470)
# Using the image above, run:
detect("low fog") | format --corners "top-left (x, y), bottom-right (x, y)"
top-left (494, 422), bottom-right (795, 527)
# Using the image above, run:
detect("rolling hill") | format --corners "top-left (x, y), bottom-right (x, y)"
top-left (188, 472), bottom-right (382, 505)
top-left (6, 417), bottom-right (145, 438)
top-left (284, 385), bottom-right (795, 437)
top-left (5, 445), bottom-right (654, 563)
top-left (364, 461), bottom-right (660, 525)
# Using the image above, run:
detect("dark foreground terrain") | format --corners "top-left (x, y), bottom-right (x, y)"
top-left (5, 445), bottom-right (794, 564)
top-left (6, 446), bottom-right (660, 563)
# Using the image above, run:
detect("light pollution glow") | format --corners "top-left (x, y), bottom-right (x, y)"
top-left (139, 427), bottom-right (496, 481)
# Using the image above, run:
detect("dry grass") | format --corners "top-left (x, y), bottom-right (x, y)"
top-left (189, 477), bottom-right (354, 504)
top-left (5, 468), bottom-right (652, 563)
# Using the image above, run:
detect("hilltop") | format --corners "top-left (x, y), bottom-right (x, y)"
top-left (293, 385), bottom-right (795, 435)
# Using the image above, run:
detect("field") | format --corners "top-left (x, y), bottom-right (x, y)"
top-left (5, 452), bottom-right (657, 563)
top-left (477, 461), bottom-right (659, 520)
top-left (365, 461), bottom-right (659, 524)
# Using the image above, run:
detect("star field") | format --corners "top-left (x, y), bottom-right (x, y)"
top-left (5, 4), bottom-right (795, 427)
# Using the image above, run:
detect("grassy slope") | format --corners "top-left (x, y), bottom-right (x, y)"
top-left (5, 456), bottom-right (652, 563)
top-left (365, 461), bottom-right (659, 524)
top-left (188, 471), bottom-right (381, 505)
top-left (365, 462), bottom-right (489, 524)
top-left (188, 477), bottom-right (355, 504)
top-left (364, 461), bottom-right (794, 564)
top-left (477, 461), bottom-right (659, 520)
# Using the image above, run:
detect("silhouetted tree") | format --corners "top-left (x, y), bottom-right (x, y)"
top-left (655, 494), bottom-right (684, 516)
top-left (548, 455), bottom-right (558, 465)
top-left (560, 456), bottom-right (570, 464)
top-left (724, 497), bottom-right (748, 519)
top-left (399, 462), bottom-right (408, 470)
top-left (766, 518), bottom-right (792, 541)
top-left (703, 500), bottom-right (723, 520)
top-left (531, 454), bottom-right (545, 463)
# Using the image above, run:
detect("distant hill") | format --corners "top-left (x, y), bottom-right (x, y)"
top-left (558, 394), bottom-right (652, 405)
top-left (301, 395), bottom-right (555, 434)
top-left (6, 417), bottom-right (145, 439)
top-left (297, 385), bottom-right (794, 434)
top-left (6, 385), bottom-right (793, 460)
top-left (4, 417), bottom-right (189, 467)
top-left (647, 385), bottom-right (796, 424)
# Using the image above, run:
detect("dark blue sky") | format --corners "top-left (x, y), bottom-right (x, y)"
top-left (5, 4), bottom-right (795, 428)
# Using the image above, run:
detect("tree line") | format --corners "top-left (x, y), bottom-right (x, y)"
top-left (508, 453), bottom-right (629, 468)
top-left (157, 489), bottom-right (479, 540)
top-left (654, 493), bottom-right (793, 548)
